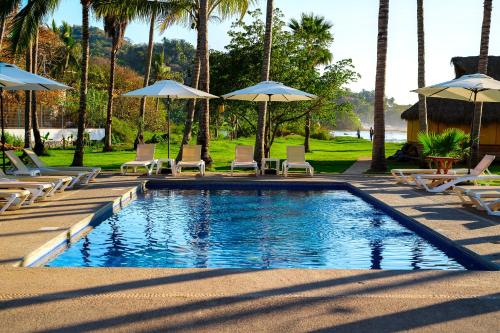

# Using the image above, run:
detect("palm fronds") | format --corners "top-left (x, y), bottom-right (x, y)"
top-left (418, 128), bottom-right (470, 159)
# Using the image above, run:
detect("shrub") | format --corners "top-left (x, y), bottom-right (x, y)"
top-left (3, 132), bottom-right (23, 147)
top-left (418, 128), bottom-right (470, 160)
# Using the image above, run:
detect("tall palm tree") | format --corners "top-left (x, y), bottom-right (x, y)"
top-left (51, 20), bottom-right (81, 75)
top-left (371, 0), bottom-right (389, 172)
top-left (289, 13), bottom-right (333, 152)
top-left (0, 0), bottom-right (21, 53)
top-left (471, 0), bottom-right (492, 164)
top-left (255, 0), bottom-right (273, 163)
top-left (30, 27), bottom-right (45, 155)
top-left (417, 0), bottom-right (427, 134)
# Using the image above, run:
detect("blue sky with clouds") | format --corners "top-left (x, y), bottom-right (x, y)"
top-left (49, 0), bottom-right (500, 104)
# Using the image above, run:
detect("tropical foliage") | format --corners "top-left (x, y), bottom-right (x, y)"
top-left (418, 129), bottom-right (470, 160)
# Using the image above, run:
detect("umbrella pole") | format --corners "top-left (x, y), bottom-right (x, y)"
top-left (468, 92), bottom-right (479, 174)
top-left (166, 96), bottom-right (171, 159)
top-left (268, 94), bottom-right (271, 158)
top-left (0, 88), bottom-right (4, 173)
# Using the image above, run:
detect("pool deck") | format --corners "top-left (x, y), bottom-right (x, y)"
top-left (0, 173), bottom-right (499, 332)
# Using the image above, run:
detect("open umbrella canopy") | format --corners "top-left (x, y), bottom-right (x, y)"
top-left (0, 62), bottom-right (72, 91)
top-left (413, 73), bottom-right (500, 102)
top-left (0, 74), bottom-right (23, 88)
top-left (123, 80), bottom-right (218, 99)
top-left (222, 81), bottom-right (317, 102)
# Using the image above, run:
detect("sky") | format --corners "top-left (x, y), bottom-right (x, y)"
top-left (48, 0), bottom-right (500, 105)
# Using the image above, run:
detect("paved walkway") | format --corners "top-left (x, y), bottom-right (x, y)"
top-left (342, 157), bottom-right (371, 174)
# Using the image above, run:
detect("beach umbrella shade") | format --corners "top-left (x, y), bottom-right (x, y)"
top-left (222, 81), bottom-right (317, 157)
top-left (122, 80), bottom-right (218, 159)
top-left (413, 73), bottom-right (500, 172)
top-left (0, 62), bottom-right (72, 172)
top-left (0, 73), bottom-right (25, 173)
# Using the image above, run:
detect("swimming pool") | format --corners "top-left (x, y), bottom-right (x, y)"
top-left (47, 185), bottom-right (470, 270)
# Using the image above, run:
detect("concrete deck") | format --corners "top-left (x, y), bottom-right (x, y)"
top-left (0, 173), bottom-right (499, 332)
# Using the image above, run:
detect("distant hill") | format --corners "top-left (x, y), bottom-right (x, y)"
top-left (71, 25), bottom-right (196, 83)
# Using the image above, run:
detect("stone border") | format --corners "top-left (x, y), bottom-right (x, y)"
top-left (23, 183), bottom-right (145, 267)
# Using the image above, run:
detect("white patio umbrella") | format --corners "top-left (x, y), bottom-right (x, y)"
top-left (123, 80), bottom-right (218, 159)
top-left (413, 73), bottom-right (500, 172)
top-left (222, 81), bottom-right (317, 157)
top-left (0, 62), bottom-right (72, 172)
top-left (0, 73), bottom-right (25, 172)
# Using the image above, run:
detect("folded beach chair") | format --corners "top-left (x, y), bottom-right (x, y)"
top-left (5, 150), bottom-right (90, 189)
top-left (282, 146), bottom-right (314, 177)
top-left (413, 155), bottom-right (497, 193)
top-left (0, 189), bottom-right (31, 213)
top-left (0, 180), bottom-right (54, 205)
top-left (23, 148), bottom-right (101, 182)
top-left (0, 168), bottom-right (72, 193)
top-left (176, 145), bottom-right (205, 176)
top-left (454, 186), bottom-right (500, 216)
top-left (231, 145), bottom-right (259, 176)
top-left (121, 144), bottom-right (157, 176)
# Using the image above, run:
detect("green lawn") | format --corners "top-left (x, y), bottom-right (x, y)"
top-left (37, 135), bottom-right (404, 174)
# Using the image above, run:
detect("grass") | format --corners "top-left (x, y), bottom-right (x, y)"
top-left (37, 135), bottom-right (404, 174)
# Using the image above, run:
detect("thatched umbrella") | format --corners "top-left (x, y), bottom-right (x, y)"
top-left (413, 73), bottom-right (500, 172)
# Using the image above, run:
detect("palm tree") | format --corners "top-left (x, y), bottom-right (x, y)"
top-left (417, 0), bottom-right (427, 134)
top-left (0, 0), bottom-right (21, 52)
top-left (471, 0), bottom-right (492, 164)
top-left (371, 0), bottom-right (389, 172)
top-left (289, 13), bottom-right (333, 152)
top-left (255, 0), bottom-right (273, 162)
top-left (51, 20), bottom-right (81, 75)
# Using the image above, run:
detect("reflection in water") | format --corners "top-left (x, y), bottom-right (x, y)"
top-left (47, 189), bottom-right (466, 270)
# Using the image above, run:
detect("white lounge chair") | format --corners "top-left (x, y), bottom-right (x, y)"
top-left (0, 189), bottom-right (30, 214)
top-left (413, 155), bottom-right (497, 193)
top-left (23, 148), bottom-right (101, 182)
top-left (391, 168), bottom-right (469, 185)
top-left (282, 146), bottom-right (314, 177)
top-left (0, 167), bottom-right (72, 193)
top-left (5, 150), bottom-right (91, 189)
top-left (231, 145), bottom-right (259, 176)
top-left (455, 186), bottom-right (500, 216)
top-left (0, 180), bottom-right (54, 205)
top-left (121, 144), bottom-right (157, 176)
top-left (176, 145), bottom-right (205, 176)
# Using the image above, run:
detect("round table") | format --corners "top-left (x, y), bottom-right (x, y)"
top-left (426, 156), bottom-right (461, 174)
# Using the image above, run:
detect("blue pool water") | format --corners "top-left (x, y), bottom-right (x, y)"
top-left (47, 189), bottom-right (466, 270)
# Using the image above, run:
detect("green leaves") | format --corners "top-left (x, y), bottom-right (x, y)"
top-left (418, 128), bottom-right (470, 159)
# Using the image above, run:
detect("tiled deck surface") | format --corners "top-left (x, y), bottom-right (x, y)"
top-left (0, 173), bottom-right (499, 332)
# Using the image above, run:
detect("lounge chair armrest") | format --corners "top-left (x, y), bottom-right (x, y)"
top-left (13, 169), bottom-right (40, 176)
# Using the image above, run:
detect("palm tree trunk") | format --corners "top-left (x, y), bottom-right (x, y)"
top-left (196, 0), bottom-right (212, 165)
top-left (72, 0), bottom-right (90, 167)
top-left (103, 43), bottom-right (117, 152)
top-left (135, 9), bottom-right (156, 148)
top-left (417, 0), bottom-right (427, 134)
top-left (370, 0), bottom-right (389, 172)
top-left (472, 0), bottom-right (492, 164)
top-left (304, 111), bottom-right (311, 152)
top-left (177, 26), bottom-right (201, 162)
top-left (24, 43), bottom-right (32, 148)
top-left (31, 28), bottom-right (44, 155)
top-left (0, 16), bottom-right (6, 53)
top-left (255, 0), bottom-right (273, 162)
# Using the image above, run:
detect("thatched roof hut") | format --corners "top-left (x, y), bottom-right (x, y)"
top-left (402, 56), bottom-right (500, 156)
top-left (401, 56), bottom-right (500, 125)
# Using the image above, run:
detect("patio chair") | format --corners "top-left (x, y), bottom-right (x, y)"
top-left (5, 150), bottom-right (90, 189)
top-left (0, 180), bottom-right (54, 205)
top-left (454, 186), bottom-right (500, 216)
top-left (0, 168), bottom-right (72, 193)
top-left (23, 148), bottom-right (101, 182)
top-left (176, 145), bottom-right (205, 176)
top-left (120, 144), bottom-right (157, 176)
top-left (231, 145), bottom-right (259, 176)
top-left (0, 189), bottom-right (31, 214)
top-left (413, 155), bottom-right (497, 193)
top-left (282, 146), bottom-right (314, 177)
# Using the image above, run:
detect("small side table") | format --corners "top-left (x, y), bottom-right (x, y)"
top-left (156, 158), bottom-right (176, 176)
top-left (261, 158), bottom-right (280, 175)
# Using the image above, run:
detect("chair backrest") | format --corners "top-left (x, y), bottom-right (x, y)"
top-left (5, 151), bottom-right (31, 172)
top-left (472, 154), bottom-right (495, 175)
top-left (287, 146), bottom-right (306, 163)
top-left (23, 148), bottom-right (46, 168)
top-left (182, 145), bottom-right (201, 162)
top-left (235, 145), bottom-right (254, 163)
top-left (135, 144), bottom-right (155, 161)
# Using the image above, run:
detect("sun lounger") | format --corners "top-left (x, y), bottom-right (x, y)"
top-left (454, 186), bottom-right (500, 216)
top-left (121, 144), bottom-right (157, 176)
top-left (5, 150), bottom-right (91, 189)
top-left (231, 145), bottom-right (258, 176)
top-left (0, 168), bottom-right (72, 193)
top-left (176, 145), bottom-right (205, 176)
top-left (23, 148), bottom-right (101, 182)
top-left (391, 168), bottom-right (470, 185)
top-left (282, 146), bottom-right (314, 177)
top-left (413, 155), bottom-right (497, 193)
top-left (0, 189), bottom-right (30, 213)
top-left (0, 180), bottom-right (54, 205)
